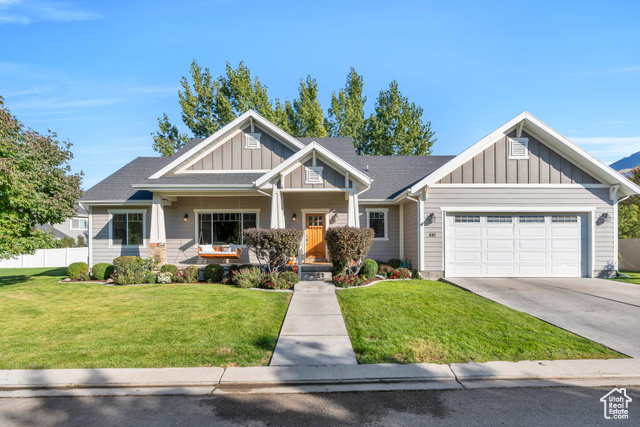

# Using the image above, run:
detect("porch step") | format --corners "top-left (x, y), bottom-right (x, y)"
top-left (294, 281), bottom-right (335, 293)
top-left (300, 271), bottom-right (332, 281)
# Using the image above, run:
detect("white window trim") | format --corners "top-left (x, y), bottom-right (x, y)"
top-left (366, 208), bottom-right (389, 241)
top-left (244, 133), bottom-right (261, 149)
top-left (70, 217), bottom-right (88, 230)
top-left (305, 166), bottom-right (324, 184)
top-left (107, 209), bottom-right (147, 248)
top-left (193, 209), bottom-right (260, 248)
top-left (508, 137), bottom-right (529, 159)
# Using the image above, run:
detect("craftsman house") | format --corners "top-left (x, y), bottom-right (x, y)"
top-left (81, 111), bottom-right (640, 278)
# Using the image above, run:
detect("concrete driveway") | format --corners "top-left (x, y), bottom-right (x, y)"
top-left (445, 277), bottom-right (640, 358)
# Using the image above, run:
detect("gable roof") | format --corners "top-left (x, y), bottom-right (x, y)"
top-left (409, 111), bottom-right (640, 197)
top-left (148, 111), bottom-right (306, 179)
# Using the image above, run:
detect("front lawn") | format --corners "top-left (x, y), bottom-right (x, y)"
top-left (609, 271), bottom-right (640, 285)
top-left (336, 280), bottom-right (623, 364)
top-left (0, 267), bottom-right (290, 369)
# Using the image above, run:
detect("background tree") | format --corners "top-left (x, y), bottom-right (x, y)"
top-left (619, 167), bottom-right (640, 239)
top-left (287, 76), bottom-right (328, 138)
top-left (0, 97), bottom-right (83, 259)
top-left (327, 68), bottom-right (366, 147)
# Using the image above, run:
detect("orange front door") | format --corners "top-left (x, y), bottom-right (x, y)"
top-left (305, 214), bottom-right (326, 260)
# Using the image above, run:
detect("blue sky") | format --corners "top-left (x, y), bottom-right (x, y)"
top-left (1, 0), bottom-right (640, 189)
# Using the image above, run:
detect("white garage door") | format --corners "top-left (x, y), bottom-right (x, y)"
top-left (445, 213), bottom-right (588, 277)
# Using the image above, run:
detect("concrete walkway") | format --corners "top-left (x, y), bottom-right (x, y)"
top-left (269, 281), bottom-right (358, 366)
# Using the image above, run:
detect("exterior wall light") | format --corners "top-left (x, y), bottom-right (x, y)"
top-left (600, 213), bottom-right (613, 223)
top-left (183, 214), bottom-right (189, 222)
top-left (292, 213), bottom-right (296, 222)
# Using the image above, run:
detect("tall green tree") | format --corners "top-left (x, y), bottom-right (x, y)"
top-left (0, 96), bottom-right (83, 258)
top-left (363, 81), bottom-right (435, 155)
top-left (619, 167), bottom-right (640, 239)
top-left (327, 68), bottom-right (366, 147)
top-left (287, 76), bottom-right (328, 138)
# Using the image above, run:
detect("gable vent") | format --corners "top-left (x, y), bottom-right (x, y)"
top-left (509, 137), bottom-right (529, 159)
top-left (245, 133), bottom-right (261, 149)
top-left (305, 166), bottom-right (323, 184)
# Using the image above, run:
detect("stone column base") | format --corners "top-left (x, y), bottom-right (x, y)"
top-left (149, 243), bottom-right (167, 266)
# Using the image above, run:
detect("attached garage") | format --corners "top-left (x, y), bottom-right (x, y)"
top-left (444, 212), bottom-right (589, 278)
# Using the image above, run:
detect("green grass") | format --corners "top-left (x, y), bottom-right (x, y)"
top-left (609, 271), bottom-right (640, 285)
top-left (0, 267), bottom-right (290, 369)
top-left (336, 280), bottom-right (623, 364)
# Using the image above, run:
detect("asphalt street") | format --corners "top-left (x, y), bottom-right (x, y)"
top-left (0, 386), bottom-right (637, 426)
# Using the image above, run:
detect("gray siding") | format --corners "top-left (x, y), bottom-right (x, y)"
top-left (284, 159), bottom-right (347, 190)
top-left (186, 125), bottom-right (295, 171)
top-left (439, 131), bottom-right (601, 184)
top-left (402, 201), bottom-right (419, 269)
top-left (358, 205), bottom-right (400, 262)
top-left (90, 206), bottom-right (151, 265)
top-left (422, 187), bottom-right (615, 277)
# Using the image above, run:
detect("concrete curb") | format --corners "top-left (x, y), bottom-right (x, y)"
top-left (1, 359), bottom-right (639, 396)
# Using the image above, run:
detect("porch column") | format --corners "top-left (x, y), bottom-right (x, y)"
top-left (270, 185), bottom-right (284, 228)
top-left (149, 194), bottom-right (167, 265)
top-left (347, 189), bottom-right (360, 227)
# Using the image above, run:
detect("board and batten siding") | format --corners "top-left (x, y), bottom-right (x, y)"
top-left (163, 196), bottom-right (271, 265)
top-left (90, 206), bottom-right (151, 265)
top-left (402, 201), bottom-right (419, 269)
top-left (358, 205), bottom-right (401, 262)
top-left (438, 131), bottom-right (601, 185)
top-left (186, 125), bottom-right (295, 171)
top-left (422, 187), bottom-right (615, 277)
top-left (282, 193), bottom-right (348, 230)
top-left (284, 158), bottom-right (347, 190)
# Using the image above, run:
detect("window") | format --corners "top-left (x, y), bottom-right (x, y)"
top-left (487, 215), bottom-right (512, 223)
top-left (244, 133), bottom-right (261, 149)
top-left (519, 215), bottom-right (545, 223)
top-left (551, 215), bottom-right (578, 223)
top-left (509, 137), bottom-right (529, 159)
top-left (197, 211), bottom-right (258, 245)
top-left (110, 212), bottom-right (144, 246)
top-left (366, 209), bottom-right (387, 239)
top-left (454, 215), bottom-right (480, 223)
top-left (305, 166), bottom-right (324, 184)
top-left (70, 217), bottom-right (88, 230)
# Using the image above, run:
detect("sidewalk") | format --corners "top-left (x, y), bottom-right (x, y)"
top-left (2, 359), bottom-right (640, 397)
top-left (270, 281), bottom-right (357, 366)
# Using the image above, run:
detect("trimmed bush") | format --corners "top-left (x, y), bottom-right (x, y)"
top-left (243, 228), bottom-right (304, 272)
top-left (232, 267), bottom-right (263, 288)
top-left (203, 264), bottom-right (224, 283)
top-left (387, 259), bottom-right (402, 269)
top-left (326, 226), bottom-right (374, 276)
top-left (279, 271), bottom-right (300, 288)
top-left (361, 259), bottom-right (378, 279)
top-left (112, 256), bottom-right (144, 285)
top-left (389, 267), bottom-right (411, 279)
top-left (157, 272), bottom-right (172, 284)
top-left (67, 262), bottom-right (89, 280)
top-left (378, 264), bottom-right (394, 278)
top-left (142, 258), bottom-right (158, 272)
top-left (160, 264), bottom-right (178, 274)
top-left (332, 273), bottom-right (365, 288)
top-left (172, 270), bottom-right (186, 283)
top-left (91, 263), bottom-right (114, 281)
top-left (184, 266), bottom-right (200, 283)
top-left (143, 271), bottom-right (157, 284)
top-left (258, 272), bottom-right (287, 290)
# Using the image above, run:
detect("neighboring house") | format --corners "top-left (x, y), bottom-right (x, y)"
top-left (37, 205), bottom-right (89, 245)
top-left (81, 111), bottom-right (640, 278)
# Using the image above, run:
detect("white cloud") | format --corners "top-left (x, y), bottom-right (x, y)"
top-left (571, 136), bottom-right (640, 164)
top-left (0, 0), bottom-right (101, 25)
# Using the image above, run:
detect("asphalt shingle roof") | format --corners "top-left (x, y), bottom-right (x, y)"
top-left (81, 137), bottom-right (455, 202)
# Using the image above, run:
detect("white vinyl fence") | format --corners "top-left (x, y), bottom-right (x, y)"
top-left (0, 247), bottom-right (88, 269)
top-left (619, 239), bottom-right (640, 272)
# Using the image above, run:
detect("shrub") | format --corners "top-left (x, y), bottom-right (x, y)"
top-left (57, 236), bottom-right (76, 248)
top-left (232, 267), bottom-right (263, 288)
top-left (112, 256), bottom-right (144, 285)
top-left (326, 226), bottom-right (374, 276)
top-left (411, 269), bottom-right (421, 279)
top-left (143, 271), bottom-right (157, 284)
top-left (378, 264), bottom-right (394, 278)
top-left (203, 264), bottom-right (224, 283)
top-left (361, 259), bottom-right (378, 279)
top-left (239, 264), bottom-right (253, 270)
top-left (157, 272), bottom-right (172, 284)
top-left (160, 264), bottom-right (178, 274)
top-left (332, 273), bottom-right (365, 288)
top-left (77, 236), bottom-right (85, 247)
top-left (172, 270), bottom-right (186, 283)
top-left (184, 265), bottom-right (200, 283)
top-left (243, 228), bottom-right (304, 272)
top-left (258, 272), bottom-right (287, 290)
top-left (388, 268), bottom-right (411, 280)
top-left (141, 258), bottom-right (158, 272)
top-left (387, 259), bottom-right (403, 269)
top-left (279, 271), bottom-right (300, 288)
top-left (67, 262), bottom-right (89, 280)
top-left (92, 263), bottom-right (114, 281)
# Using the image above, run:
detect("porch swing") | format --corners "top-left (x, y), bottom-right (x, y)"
top-left (196, 197), bottom-right (243, 260)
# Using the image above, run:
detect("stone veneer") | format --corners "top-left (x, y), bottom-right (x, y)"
top-left (149, 243), bottom-right (167, 265)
